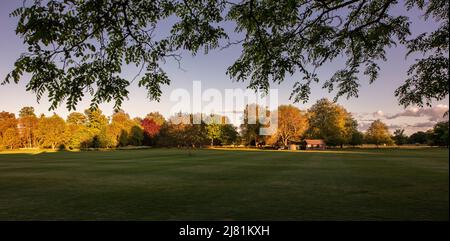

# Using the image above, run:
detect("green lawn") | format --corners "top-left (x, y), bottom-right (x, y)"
top-left (0, 148), bottom-right (448, 220)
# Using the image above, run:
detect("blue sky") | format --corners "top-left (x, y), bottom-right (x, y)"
top-left (0, 0), bottom-right (448, 134)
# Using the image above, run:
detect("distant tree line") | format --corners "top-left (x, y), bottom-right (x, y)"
top-left (392, 122), bottom-right (449, 147)
top-left (0, 107), bottom-right (240, 150)
top-left (0, 99), bottom-right (448, 150)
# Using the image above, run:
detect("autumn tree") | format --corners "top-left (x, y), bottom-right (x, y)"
top-left (0, 112), bottom-right (17, 130)
top-left (275, 105), bottom-right (308, 147)
top-left (85, 108), bottom-right (109, 132)
top-left (100, 110), bottom-right (143, 147)
top-left (110, 110), bottom-right (130, 146)
top-left (36, 114), bottom-right (66, 149)
top-left (157, 113), bottom-right (208, 148)
top-left (18, 106), bottom-right (38, 148)
top-left (145, 112), bottom-right (166, 126)
top-left (157, 122), bottom-right (185, 147)
top-left (79, 108), bottom-right (108, 148)
top-left (19, 107), bottom-right (35, 118)
top-left (65, 112), bottom-right (92, 149)
top-left (1, 128), bottom-right (20, 149)
top-left (157, 113), bottom-right (188, 147)
top-left (141, 118), bottom-right (161, 146)
top-left (106, 110), bottom-right (138, 147)
top-left (67, 112), bottom-right (87, 125)
top-left (0, 112), bottom-right (18, 149)
top-left (365, 120), bottom-right (394, 147)
top-left (306, 99), bottom-right (358, 147)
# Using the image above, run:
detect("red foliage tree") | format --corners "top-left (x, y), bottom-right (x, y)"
top-left (141, 118), bottom-right (161, 139)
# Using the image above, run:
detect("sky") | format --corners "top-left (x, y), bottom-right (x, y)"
top-left (0, 0), bottom-right (448, 135)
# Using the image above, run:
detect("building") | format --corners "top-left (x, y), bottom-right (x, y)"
top-left (301, 139), bottom-right (326, 150)
top-left (288, 144), bottom-right (299, 150)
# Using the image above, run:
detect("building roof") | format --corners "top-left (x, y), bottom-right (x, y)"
top-left (304, 139), bottom-right (325, 145)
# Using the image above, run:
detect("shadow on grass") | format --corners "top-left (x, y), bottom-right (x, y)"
top-left (0, 147), bottom-right (446, 160)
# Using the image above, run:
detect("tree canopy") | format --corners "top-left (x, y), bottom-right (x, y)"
top-left (3, 0), bottom-right (448, 110)
top-left (274, 105), bottom-right (308, 146)
top-left (36, 114), bottom-right (66, 149)
top-left (306, 98), bottom-right (358, 146)
top-left (365, 119), bottom-right (394, 146)
top-left (393, 128), bottom-right (408, 145)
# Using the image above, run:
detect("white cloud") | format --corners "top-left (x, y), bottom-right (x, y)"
top-left (386, 105), bottom-right (449, 122)
top-left (373, 110), bottom-right (384, 118)
top-left (407, 122), bottom-right (437, 128)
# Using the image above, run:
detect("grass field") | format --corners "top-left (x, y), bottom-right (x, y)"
top-left (0, 148), bottom-right (448, 220)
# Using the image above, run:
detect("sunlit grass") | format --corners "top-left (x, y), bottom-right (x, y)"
top-left (209, 147), bottom-right (382, 155)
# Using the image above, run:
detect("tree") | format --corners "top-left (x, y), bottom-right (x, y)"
top-left (184, 122), bottom-right (209, 148)
top-left (157, 114), bottom-right (189, 147)
top-left (343, 116), bottom-right (360, 147)
top-left (240, 104), bottom-right (268, 146)
top-left (19, 107), bottom-right (36, 118)
top-left (349, 131), bottom-right (364, 147)
top-left (1, 128), bottom-right (20, 149)
top-left (141, 118), bottom-right (161, 146)
top-left (365, 120), bottom-right (394, 147)
top-left (219, 124), bottom-right (239, 145)
top-left (425, 129), bottom-right (436, 145)
top-left (108, 110), bottom-right (131, 146)
top-left (65, 112), bottom-right (92, 149)
top-left (431, 121), bottom-right (449, 147)
top-left (0, 112), bottom-right (18, 148)
top-left (67, 112), bottom-right (87, 125)
top-left (395, 0), bottom-right (449, 107)
top-left (157, 113), bottom-right (209, 148)
top-left (104, 110), bottom-right (144, 147)
top-left (6, 1), bottom-right (447, 110)
top-left (128, 125), bottom-right (144, 146)
top-left (66, 124), bottom-right (93, 150)
top-left (145, 112), bottom-right (166, 126)
top-left (36, 114), bottom-right (66, 149)
top-left (408, 131), bottom-right (428, 144)
top-left (83, 108), bottom-right (109, 148)
top-left (306, 99), bottom-right (356, 147)
top-left (206, 120), bottom-right (221, 147)
top-left (85, 108), bottom-right (109, 132)
top-left (393, 129), bottom-right (408, 145)
top-left (18, 106), bottom-right (38, 148)
top-left (141, 118), bottom-right (161, 138)
top-left (275, 105), bottom-right (308, 147)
